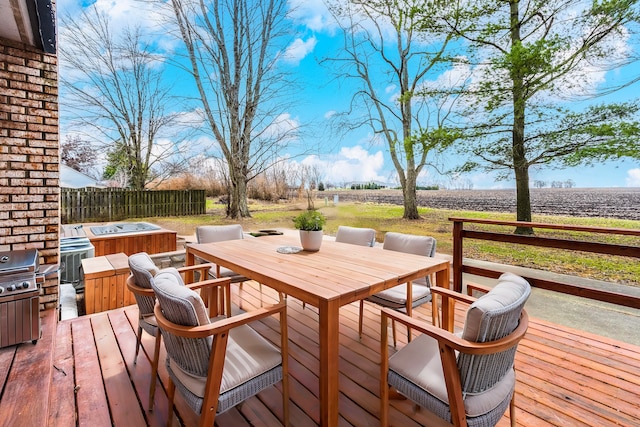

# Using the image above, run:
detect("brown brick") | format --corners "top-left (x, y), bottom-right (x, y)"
top-left (7, 46), bottom-right (40, 62)
top-left (28, 201), bottom-right (57, 210)
top-left (0, 120), bottom-right (27, 130)
top-left (10, 178), bottom-right (42, 186)
top-left (4, 218), bottom-right (29, 228)
top-left (4, 88), bottom-right (27, 98)
top-left (9, 162), bottom-right (44, 171)
top-left (30, 170), bottom-right (57, 179)
top-left (3, 186), bottom-right (27, 194)
top-left (11, 146), bottom-right (43, 155)
top-left (9, 130), bottom-right (42, 139)
top-left (7, 63), bottom-right (41, 77)
top-left (2, 235), bottom-right (28, 244)
top-left (10, 97), bottom-right (40, 108)
top-left (11, 210), bottom-right (44, 219)
top-left (12, 194), bottom-right (44, 203)
top-left (10, 80), bottom-right (42, 93)
top-left (4, 153), bottom-right (27, 162)
top-left (1, 170), bottom-right (25, 178)
top-left (28, 124), bottom-right (57, 133)
top-left (0, 103), bottom-right (25, 113)
top-left (0, 52), bottom-right (25, 66)
top-left (28, 139), bottom-right (57, 148)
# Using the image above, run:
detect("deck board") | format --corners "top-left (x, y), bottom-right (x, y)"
top-left (1, 281), bottom-right (639, 426)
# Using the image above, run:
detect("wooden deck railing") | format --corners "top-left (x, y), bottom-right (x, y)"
top-left (449, 217), bottom-right (640, 309)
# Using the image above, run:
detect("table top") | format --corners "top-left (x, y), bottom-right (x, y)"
top-left (187, 234), bottom-right (450, 307)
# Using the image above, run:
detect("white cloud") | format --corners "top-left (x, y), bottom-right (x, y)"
top-left (317, 145), bottom-right (386, 185)
top-left (281, 37), bottom-right (317, 66)
top-left (287, 0), bottom-right (336, 33)
top-left (625, 169), bottom-right (640, 187)
top-left (324, 110), bottom-right (337, 119)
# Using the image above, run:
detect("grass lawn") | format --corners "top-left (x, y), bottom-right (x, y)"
top-left (141, 198), bottom-right (640, 288)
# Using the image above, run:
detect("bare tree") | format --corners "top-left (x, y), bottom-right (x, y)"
top-left (60, 135), bottom-right (97, 176)
top-left (165, 0), bottom-right (299, 218)
top-left (59, 7), bottom-right (191, 190)
top-left (324, 0), bottom-right (462, 219)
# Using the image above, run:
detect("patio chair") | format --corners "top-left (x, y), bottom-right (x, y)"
top-left (380, 272), bottom-right (531, 427)
top-left (195, 224), bottom-right (249, 283)
top-left (151, 269), bottom-right (289, 427)
top-left (126, 252), bottom-right (221, 411)
top-left (335, 225), bottom-right (376, 247)
top-left (358, 232), bottom-right (436, 346)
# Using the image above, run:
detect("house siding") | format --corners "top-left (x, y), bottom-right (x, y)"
top-left (0, 37), bottom-right (59, 310)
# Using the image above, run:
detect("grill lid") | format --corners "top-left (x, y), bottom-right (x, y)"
top-left (0, 249), bottom-right (39, 274)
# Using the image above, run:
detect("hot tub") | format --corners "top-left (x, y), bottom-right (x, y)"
top-left (90, 222), bottom-right (161, 236)
top-left (84, 222), bottom-right (177, 256)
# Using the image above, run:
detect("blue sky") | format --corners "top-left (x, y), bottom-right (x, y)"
top-left (57, 0), bottom-right (640, 189)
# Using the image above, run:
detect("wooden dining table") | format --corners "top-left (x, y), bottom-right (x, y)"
top-left (185, 233), bottom-right (451, 427)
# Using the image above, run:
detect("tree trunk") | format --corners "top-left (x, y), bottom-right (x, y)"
top-left (510, 0), bottom-right (533, 235)
top-left (402, 169), bottom-right (420, 219)
top-left (228, 167), bottom-right (251, 219)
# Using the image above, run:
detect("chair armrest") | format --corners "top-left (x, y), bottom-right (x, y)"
top-left (466, 282), bottom-right (492, 297)
top-left (154, 300), bottom-right (287, 339)
top-left (185, 277), bottom-right (231, 291)
top-left (431, 286), bottom-right (476, 305)
top-left (176, 263), bottom-right (216, 284)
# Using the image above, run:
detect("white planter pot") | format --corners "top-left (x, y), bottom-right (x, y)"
top-left (299, 230), bottom-right (323, 252)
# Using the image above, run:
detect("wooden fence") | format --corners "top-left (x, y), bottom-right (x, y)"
top-left (450, 217), bottom-right (640, 309)
top-left (61, 188), bottom-right (206, 223)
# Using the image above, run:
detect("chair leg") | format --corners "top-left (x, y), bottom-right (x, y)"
top-left (167, 378), bottom-right (176, 427)
top-left (510, 389), bottom-right (517, 427)
top-left (391, 318), bottom-right (397, 348)
top-left (134, 325), bottom-right (143, 364)
top-left (358, 300), bottom-right (365, 339)
top-left (148, 332), bottom-right (161, 411)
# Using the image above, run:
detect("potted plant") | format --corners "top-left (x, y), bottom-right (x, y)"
top-left (293, 209), bottom-right (326, 251)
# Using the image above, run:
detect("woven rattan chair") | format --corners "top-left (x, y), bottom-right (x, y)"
top-left (151, 269), bottom-right (289, 427)
top-left (126, 252), bottom-right (219, 411)
top-left (358, 232), bottom-right (436, 346)
top-left (380, 273), bottom-right (531, 427)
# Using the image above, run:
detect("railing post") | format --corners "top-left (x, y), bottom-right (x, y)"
top-left (452, 219), bottom-right (463, 292)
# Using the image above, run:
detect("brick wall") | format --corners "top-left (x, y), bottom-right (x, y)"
top-left (0, 37), bottom-right (59, 310)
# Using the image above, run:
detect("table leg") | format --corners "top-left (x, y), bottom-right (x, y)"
top-left (318, 299), bottom-right (340, 427)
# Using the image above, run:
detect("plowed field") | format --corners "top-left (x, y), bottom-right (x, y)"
top-left (322, 188), bottom-right (640, 221)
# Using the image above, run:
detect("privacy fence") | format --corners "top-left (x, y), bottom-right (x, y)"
top-left (61, 188), bottom-right (206, 223)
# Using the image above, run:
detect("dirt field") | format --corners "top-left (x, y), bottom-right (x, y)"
top-left (321, 187), bottom-right (640, 221)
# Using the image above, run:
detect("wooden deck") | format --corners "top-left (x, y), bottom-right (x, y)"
top-left (1, 281), bottom-right (639, 426)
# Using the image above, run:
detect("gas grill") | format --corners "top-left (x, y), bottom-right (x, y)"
top-left (0, 249), bottom-right (41, 348)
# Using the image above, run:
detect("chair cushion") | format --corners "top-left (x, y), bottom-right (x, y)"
top-left (335, 226), bottom-right (376, 247)
top-left (389, 333), bottom-right (515, 418)
top-left (153, 269), bottom-right (210, 327)
top-left (366, 282), bottom-right (431, 308)
top-left (128, 252), bottom-right (160, 287)
top-left (196, 224), bottom-right (244, 243)
top-left (383, 232), bottom-right (436, 257)
top-left (128, 252), bottom-right (161, 315)
top-left (208, 266), bottom-right (247, 283)
top-left (170, 322), bottom-right (282, 397)
top-left (462, 273), bottom-right (531, 342)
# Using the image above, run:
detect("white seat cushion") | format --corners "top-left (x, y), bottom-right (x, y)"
top-left (368, 282), bottom-right (431, 305)
top-left (170, 322), bottom-right (282, 397)
top-left (389, 334), bottom-right (515, 417)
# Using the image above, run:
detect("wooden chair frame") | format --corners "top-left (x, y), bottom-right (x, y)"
top-left (154, 285), bottom-right (290, 427)
top-left (380, 286), bottom-right (529, 427)
top-left (125, 262), bottom-right (230, 411)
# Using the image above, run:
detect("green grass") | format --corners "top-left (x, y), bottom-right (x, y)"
top-left (142, 199), bottom-right (640, 287)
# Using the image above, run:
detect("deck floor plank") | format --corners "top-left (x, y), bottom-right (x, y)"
top-left (1, 281), bottom-right (639, 426)
top-left (48, 318), bottom-right (76, 427)
top-left (0, 309), bottom-right (55, 426)
top-left (72, 316), bottom-right (112, 427)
